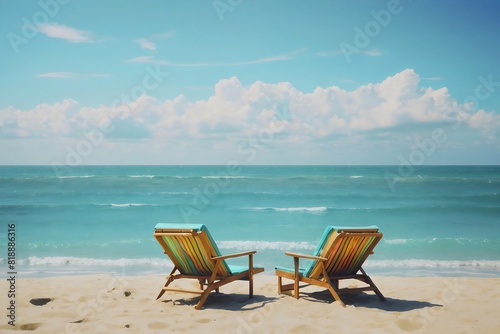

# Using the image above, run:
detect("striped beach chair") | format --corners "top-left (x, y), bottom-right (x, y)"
top-left (153, 223), bottom-right (265, 310)
top-left (275, 225), bottom-right (385, 307)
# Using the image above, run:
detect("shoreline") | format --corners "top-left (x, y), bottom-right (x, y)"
top-left (11, 262), bottom-right (500, 279)
top-left (1, 274), bottom-right (499, 333)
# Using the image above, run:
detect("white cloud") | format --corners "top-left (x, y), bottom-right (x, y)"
top-left (124, 56), bottom-right (167, 65)
top-left (133, 31), bottom-right (175, 50)
top-left (0, 99), bottom-right (78, 137)
top-left (241, 48), bottom-right (307, 64)
top-left (36, 72), bottom-right (75, 79)
top-left (467, 109), bottom-right (500, 140)
top-left (317, 50), bottom-right (342, 57)
top-left (2, 69), bottom-right (499, 157)
top-left (201, 48), bottom-right (307, 66)
top-left (318, 47), bottom-right (382, 57)
top-left (150, 31), bottom-right (175, 40)
top-left (127, 48), bottom-right (308, 67)
top-left (36, 72), bottom-right (110, 79)
top-left (361, 48), bottom-right (383, 56)
top-left (37, 23), bottom-right (93, 43)
top-left (133, 38), bottom-right (156, 51)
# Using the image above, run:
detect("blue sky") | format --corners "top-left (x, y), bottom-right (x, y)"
top-left (0, 0), bottom-right (499, 165)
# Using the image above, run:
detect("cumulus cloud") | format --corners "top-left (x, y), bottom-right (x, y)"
top-left (0, 99), bottom-right (78, 137)
top-left (1, 69), bottom-right (498, 147)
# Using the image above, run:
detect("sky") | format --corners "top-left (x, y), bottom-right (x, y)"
top-left (0, 0), bottom-right (499, 165)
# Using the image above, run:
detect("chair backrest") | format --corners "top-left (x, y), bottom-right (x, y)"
top-left (304, 225), bottom-right (382, 278)
top-left (154, 223), bottom-right (232, 276)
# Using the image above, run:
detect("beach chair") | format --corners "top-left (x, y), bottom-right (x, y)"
top-left (153, 223), bottom-right (265, 310)
top-left (275, 225), bottom-right (385, 307)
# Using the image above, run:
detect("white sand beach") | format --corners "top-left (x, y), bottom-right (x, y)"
top-left (1, 274), bottom-right (499, 333)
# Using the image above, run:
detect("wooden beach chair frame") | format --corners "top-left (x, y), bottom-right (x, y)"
top-left (153, 223), bottom-right (264, 310)
top-left (275, 226), bottom-right (386, 307)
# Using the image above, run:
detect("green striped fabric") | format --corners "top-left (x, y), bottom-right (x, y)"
top-left (304, 225), bottom-right (379, 277)
top-left (155, 223), bottom-right (232, 276)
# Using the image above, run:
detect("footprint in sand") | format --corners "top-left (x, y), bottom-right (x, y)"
top-left (196, 318), bottom-right (213, 324)
top-left (396, 318), bottom-right (424, 332)
top-left (19, 323), bottom-right (41, 331)
top-left (148, 322), bottom-right (169, 329)
top-left (289, 324), bottom-right (314, 333)
top-left (71, 319), bottom-right (88, 324)
top-left (29, 298), bottom-right (53, 306)
top-left (78, 296), bottom-right (89, 302)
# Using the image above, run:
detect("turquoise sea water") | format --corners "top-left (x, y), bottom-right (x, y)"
top-left (0, 165), bottom-right (499, 277)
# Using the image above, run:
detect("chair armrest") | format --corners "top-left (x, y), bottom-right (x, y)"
top-left (285, 252), bottom-right (327, 262)
top-left (212, 250), bottom-right (257, 261)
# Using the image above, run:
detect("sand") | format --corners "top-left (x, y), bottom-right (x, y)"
top-left (1, 273), bottom-right (499, 333)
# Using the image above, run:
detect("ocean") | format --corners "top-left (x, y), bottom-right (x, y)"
top-left (1, 165), bottom-right (499, 277)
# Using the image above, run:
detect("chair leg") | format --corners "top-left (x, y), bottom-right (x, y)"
top-left (248, 253), bottom-right (254, 298)
top-left (365, 276), bottom-right (386, 301)
top-left (195, 278), bottom-right (225, 309)
top-left (195, 269), bottom-right (220, 310)
top-left (195, 287), bottom-right (213, 310)
top-left (293, 257), bottom-right (300, 299)
top-left (326, 282), bottom-right (346, 307)
top-left (360, 268), bottom-right (386, 301)
top-left (249, 271), bottom-right (254, 299)
top-left (156, 275), bottom-right (175, 300)
top-left (156, 287), bottom-right (167, 300)
top-left (293, 278), bottom-right (299, 299)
